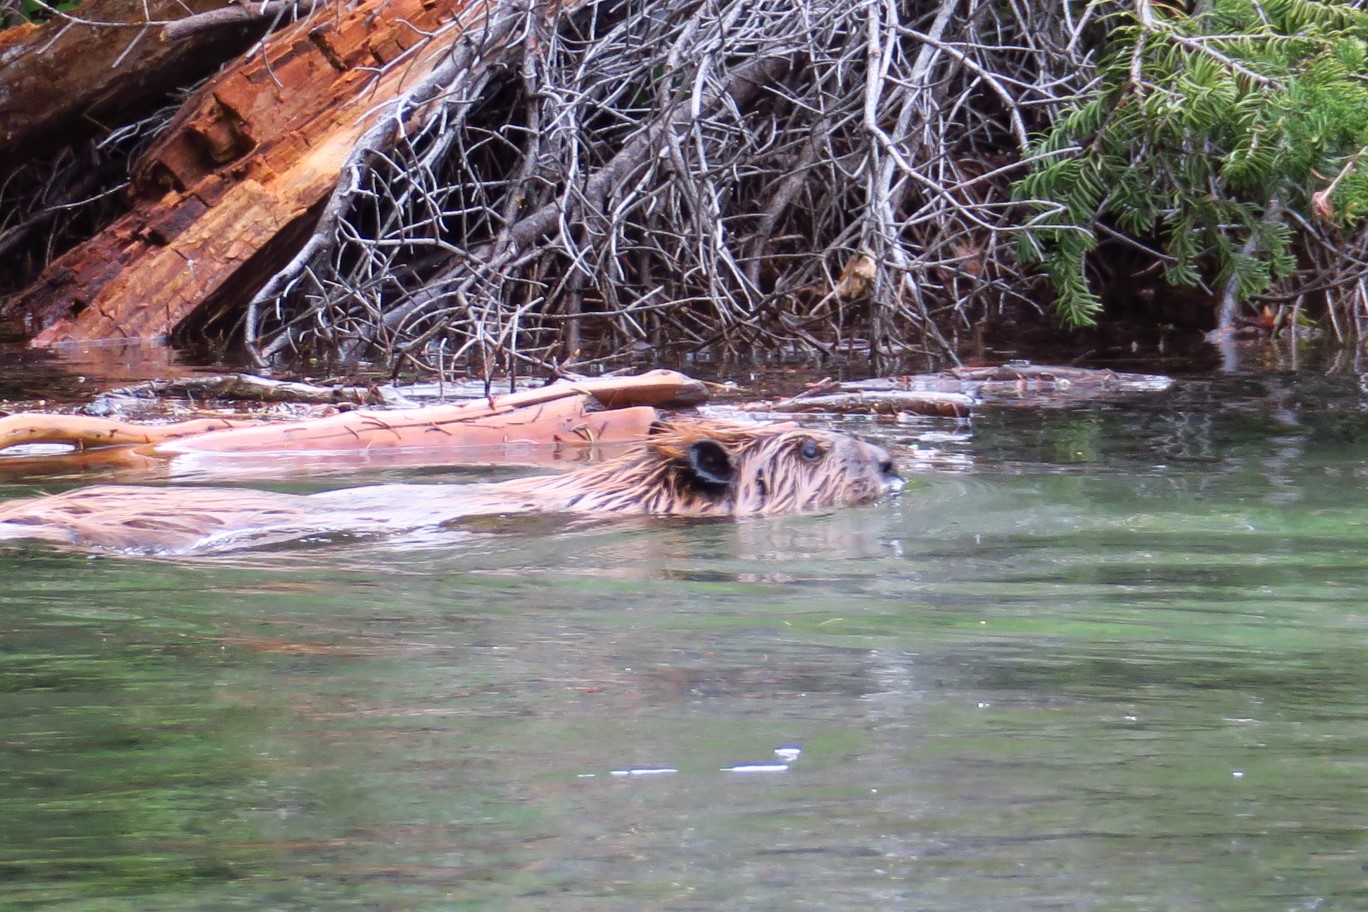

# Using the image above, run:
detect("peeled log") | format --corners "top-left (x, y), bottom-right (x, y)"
top-left (155, 399), bottom-right (659, 455)
top-left (3, 0), bottom-right (522, 346)
top-left (153, 370), bottom-right (707, 453)
top-left (0, 414), bottom-right (266, 452)
top-left (0, 370), bottom-right (707, 475)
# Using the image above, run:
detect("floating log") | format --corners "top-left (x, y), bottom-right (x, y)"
top-left (749, 390), bottom-right (975, 419)
top-left (155, 399), bottom-right (662, 456)
top-left (0, 414), bottom-right (266, 452)
top-left (0, 370), bottom-right (707, 480)
top-left (740, 363), bottom-right (1174, 418)
top-left (155, 369), bottom-right (705, 452)
top-left (847, 363), bottom-right (1175, 407)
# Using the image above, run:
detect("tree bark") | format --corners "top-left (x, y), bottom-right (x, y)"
top-left (0, 0), bottom-right (255, 168)
top-left (2, 0), bottom-right (516, 346)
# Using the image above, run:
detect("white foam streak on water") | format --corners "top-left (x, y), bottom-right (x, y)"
top-left (721, 764), bottom-right (789, 773)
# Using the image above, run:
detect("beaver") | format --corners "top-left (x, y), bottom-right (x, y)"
top-left (0, 421), bottom-right (901, 554)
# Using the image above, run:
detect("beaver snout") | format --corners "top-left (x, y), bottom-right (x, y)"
top-left (874, 449), bottom-right (904, 494)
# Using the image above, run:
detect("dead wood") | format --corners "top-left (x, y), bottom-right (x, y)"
top-left (848, 363), bottom-right (1176, 408)
top-left (0, 413), bottom-right (266, 452)
top-left (151, 369), bottom-right (705, 452)
top-left (152, 397), bottom-right (655, 455)
top-left (160, 0), bottom-right (319, 41)
top-left (0, 0), bottom-right (255, 166)
top-left (0, 0), bottom-right (271, 298)
top-left (748, 390), bottom-right (975, 419)
top-left (1, 0), bottom-right (1094, 372)
top-left (236, 0), bottom-right (1080, 371)
top-left (0, 369), bottom-right (705, 480)
top-left (245, 0), bottom-right (1011, 371)
top-left (739, 363), bottom-right (1174, 417)
top-left (5, 0), bottom-right (545, 348)
top-left (942, 364), bottom-right (1174, 388)
top-left (94, 373), bottom-right (389, 408)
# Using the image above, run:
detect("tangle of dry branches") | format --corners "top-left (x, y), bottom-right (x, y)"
top-left (0, 0), bottom-right (1102, 374)
top-left (236, 0), bottom-right (1097, 374)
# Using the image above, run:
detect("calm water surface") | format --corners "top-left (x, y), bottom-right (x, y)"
top-left (2, 372), bottom-right (1367, 910)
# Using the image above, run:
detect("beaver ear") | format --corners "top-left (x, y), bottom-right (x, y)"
top-left (686, 439), bottom-right (736, 486)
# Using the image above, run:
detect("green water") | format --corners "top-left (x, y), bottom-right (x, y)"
top-left (2, 374), bottom-right (1366, 910)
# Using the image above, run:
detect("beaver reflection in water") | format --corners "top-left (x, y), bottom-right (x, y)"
top-left (0, 421), bottom-right (902, 554)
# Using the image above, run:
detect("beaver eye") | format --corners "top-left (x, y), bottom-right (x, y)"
top-left (799, 440), bottom-right (822, 462)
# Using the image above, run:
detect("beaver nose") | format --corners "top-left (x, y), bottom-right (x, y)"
top-left (873, 447), bottom-right (903, 494)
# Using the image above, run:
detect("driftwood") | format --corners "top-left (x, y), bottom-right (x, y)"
top-left (0, 370), bottom-right (705, 476)
top-left (741, 363), bottom-right (1174, 418)
top-left (856, 363), bottom-right (1176, 408)
top-left (750, 390), bottom-right (975, 419)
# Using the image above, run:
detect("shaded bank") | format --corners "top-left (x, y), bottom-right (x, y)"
top-left (3, 1), bottom-right (1368, 374)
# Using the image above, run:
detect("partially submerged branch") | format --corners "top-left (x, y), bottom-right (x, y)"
top-left (0, 369), bottom-right (707, 475)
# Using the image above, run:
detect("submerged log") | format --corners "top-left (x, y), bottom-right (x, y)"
top-left (941, 363), bottom-right (1175, 395)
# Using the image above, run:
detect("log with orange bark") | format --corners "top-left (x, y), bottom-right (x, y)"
top-left (3, 0), bottom-right (546, 347)
top-left (0, 370), bottom-right (707, 475)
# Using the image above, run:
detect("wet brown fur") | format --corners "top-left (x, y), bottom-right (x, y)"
top-left (0, 421), bottom-right (900, 554)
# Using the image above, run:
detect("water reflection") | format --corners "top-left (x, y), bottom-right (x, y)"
top-left (3, 375), bottom-right (1368, 910)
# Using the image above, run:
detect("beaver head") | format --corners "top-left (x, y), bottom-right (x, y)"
top-left (504, 421), bottom-right (903, 516)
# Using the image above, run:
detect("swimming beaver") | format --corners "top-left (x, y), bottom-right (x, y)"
top-left (0, 421), bottom-right (901, 554)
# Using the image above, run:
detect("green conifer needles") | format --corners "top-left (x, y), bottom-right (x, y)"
top-left (1013, 0), bottom-right (1368, 327)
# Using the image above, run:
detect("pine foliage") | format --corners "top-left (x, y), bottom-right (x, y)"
top-left (1014, 0), bottom-right (1368, 327)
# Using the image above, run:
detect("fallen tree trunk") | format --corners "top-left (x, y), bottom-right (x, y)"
top-left (746, 390), bottom-right (975, 419)
top-left (5, 0), bottom-right (539, 347)
top-left (0, 0), bottom-right (256, 166)
top-left (0, 369), bottom-right (706, 475)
